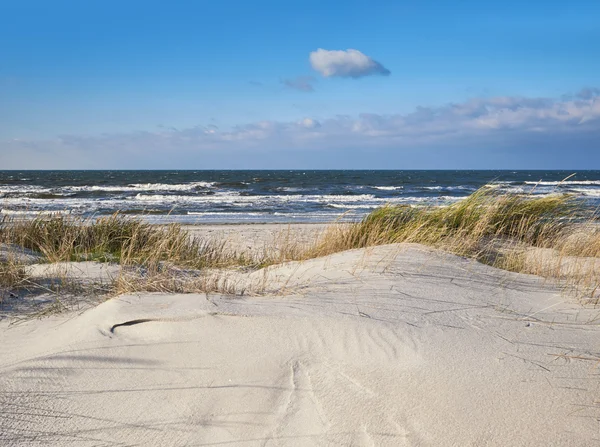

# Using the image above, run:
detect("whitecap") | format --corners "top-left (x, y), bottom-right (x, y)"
top-left (524, 180), bottom-right (600, 186)
top-left (371, 186), bottom-right (403, 191)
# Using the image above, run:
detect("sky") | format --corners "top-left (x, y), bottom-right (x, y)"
top-left (1, 0), bottom-right (599, 169)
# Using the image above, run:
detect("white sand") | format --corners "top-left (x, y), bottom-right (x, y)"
top-left (185, 223), bottom-right (327, 255)
top-left (0, 243), bottom-right (44, 265)
top-left (25, 262), bottom-right (121, 284)
top-left (1, 243), bottom-right (600, 445)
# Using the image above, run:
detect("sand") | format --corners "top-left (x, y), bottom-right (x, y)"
top-left (0, 243), bottom-right (44, 265)
top-left (1, 225), bottom-right (600, 446)
top-left (184, 223), bottom-right (327, 254)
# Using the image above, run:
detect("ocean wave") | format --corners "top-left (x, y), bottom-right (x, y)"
top-left (327, 204), bottom-right (381, 209)
top-left (0, 181), bottom-right (217, 196)
top-left (134, 193), bottom-right (380, 204)
top-left (490, 183), bottom-right (600, 199)
top-left (0, 192), bottom-right (468, 215)
top-left (327, 196), bottom-right (463, 208)
top-left (67, 182), bottom-right (215, 193)
top-left (487, 184), bottom-right (566, 194)
top-left (1, 209), bottom-right (72, 216)
top-left (275, 187), bottom-right (306, 192)
top-left (131, 181), bottom-right (215, 190)
top-left (396, 196), bottom-right (464, 203)
top-left (524, 180), bottom-right (600, 186)
top-left (1, 181), bottom-right (597, 223)
top-left (371, 186), bottom-right (404, 191)
top-left (420, 185), bottom-right (475, 191)
top-left (568, 188), bottom-right (600, 197)
top-left (187, 211), bottom-right (265, 216)
top-left (0, 185), bottom-right (52, 194)
top-left (0, 196), bottom-right (93, 206)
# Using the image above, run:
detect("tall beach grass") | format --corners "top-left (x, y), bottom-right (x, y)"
top-left (1, 185), bottom-right (599, 304)
top-left (309, 186), bottom-right (600, 302)
top-left (0, 213), bottom-right (252, 268)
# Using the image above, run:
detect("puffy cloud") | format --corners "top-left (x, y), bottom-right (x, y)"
top-left (2, 91), bottom-right (600, 168)
top-left (282, 76), bottom-right (316, 92)
top-left (298, 117), bottom-right (320, 128)
top-left (309, 48), bottom-right (391, 78)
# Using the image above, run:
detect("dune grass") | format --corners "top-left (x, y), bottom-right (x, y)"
top-left (309, 186), bottom-right (600, 302)
top-left (1, 186), bottom-right (599, 305)
top-left (310, 187), bottom-right (577, 255)
top-left (0, 261), bottom-right (26, 292)
top-left (0, 213), bottom-right (251, 268)
top-left (0, 213), bottom-right (274, 305)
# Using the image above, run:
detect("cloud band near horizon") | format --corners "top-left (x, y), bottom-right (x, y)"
top-left (2, 90), bottom-right (599, 169)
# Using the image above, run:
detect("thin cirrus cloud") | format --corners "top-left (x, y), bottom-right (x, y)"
top-left (309, 48), bottom-right (391, 78)
top-left (2, 89), bottom-right (599, 168)
top-left (282, 76), bottom-right (317, 92)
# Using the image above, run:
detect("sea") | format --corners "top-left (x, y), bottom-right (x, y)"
top-left (1, 170), bottom-right (599, 224)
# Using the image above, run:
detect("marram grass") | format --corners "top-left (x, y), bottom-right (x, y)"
top-left (309, 186), bottom-right (599, 302)
top-left (308, 187), bottom-right (575, 256)
top-left (1, 186), bottom-right (599, 304)
top-left (0, 213), bottom-right (251, 269)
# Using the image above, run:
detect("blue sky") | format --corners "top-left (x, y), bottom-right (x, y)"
top-left (1, 0), bottom-right (599, 168)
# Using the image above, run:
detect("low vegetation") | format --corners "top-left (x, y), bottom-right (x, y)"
top-left (0, 213), bottom-right (250, 268)
top-left (310, 187), bottom-right (577, 257)
top-left (0, 261), bottom-right (26, 292)
top-left (309, 186), bottom-right (600, 302)
top-left (1, 185), bottom-right (599, 312)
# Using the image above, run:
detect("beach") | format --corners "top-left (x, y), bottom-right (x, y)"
top-left (1, 221), bottom-right (600, 446)
top-left (185, 223), bottom-right (328, 253)
top-left (3, 0), bottom-right (599, 440)
top-left (4, 0), bottom-right (600, 439)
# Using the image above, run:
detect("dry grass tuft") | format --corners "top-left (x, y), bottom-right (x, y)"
top-left (0, 261), bottom-right (26, 292)
top-left (0, 214), bottom-right (251, 269)
top-left (2, 186), bottom-right (599, 305)
top-left (112, 270), bottom-right (243, 296)
top-left (308, 186), bottom-right (600, 302)
top-left (0, 215), bottom-right (258, 312)
top-left (310, 187), bottom-right (576, 256)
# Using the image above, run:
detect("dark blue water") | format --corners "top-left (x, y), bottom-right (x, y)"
top-left (1, 170), bottom-right (599, 223)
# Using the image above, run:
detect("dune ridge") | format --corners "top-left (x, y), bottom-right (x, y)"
top-left (1, 243), bottom-right (599, 446)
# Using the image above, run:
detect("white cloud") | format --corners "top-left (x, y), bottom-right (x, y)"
top-left (309, 48), bottom-right (391, 78)
top-left (298, 117), bottom-right (320, 129)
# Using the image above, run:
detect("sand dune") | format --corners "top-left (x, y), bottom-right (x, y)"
top-left (1, 244), bottom-right (599, 446)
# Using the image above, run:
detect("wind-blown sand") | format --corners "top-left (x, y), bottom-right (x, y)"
top-left (1, 241), bottom-right (599, 445)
